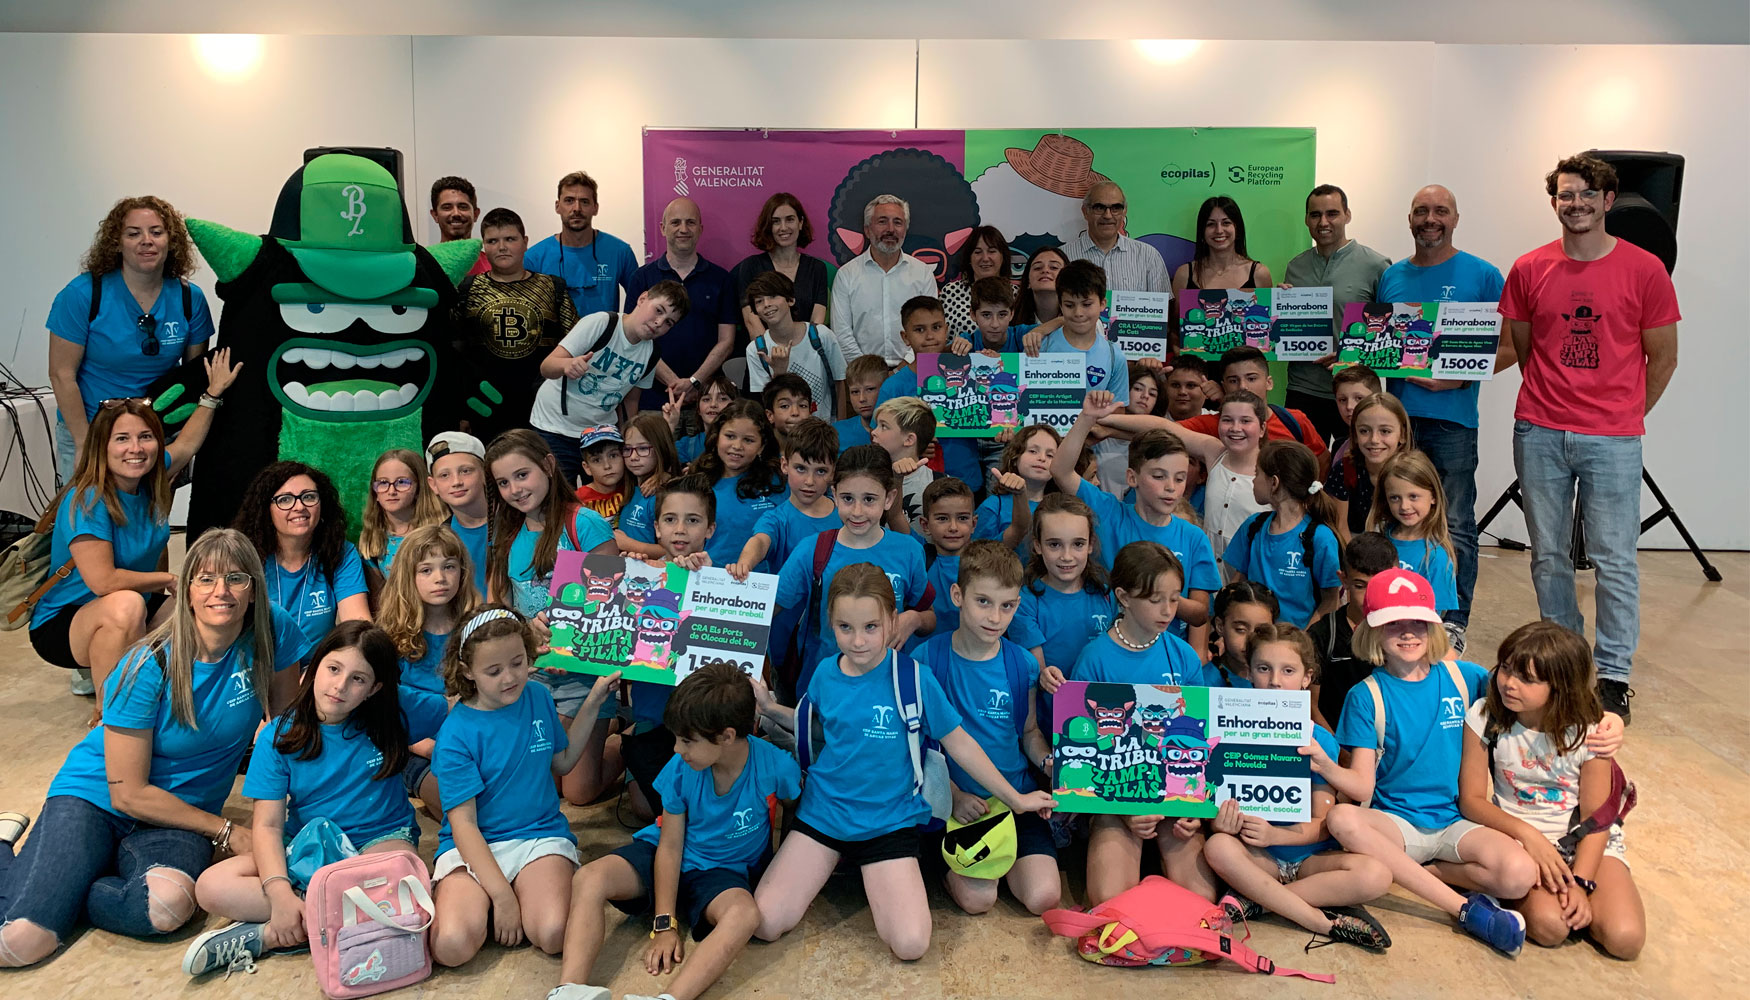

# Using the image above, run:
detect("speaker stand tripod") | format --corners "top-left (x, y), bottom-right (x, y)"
top-left (1477, 469), bottom-right (1721, 582)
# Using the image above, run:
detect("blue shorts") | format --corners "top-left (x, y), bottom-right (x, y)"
top-left (607, 839), bottom-right (755, 940)
top-left (401, 753), bottom-right (433, 798)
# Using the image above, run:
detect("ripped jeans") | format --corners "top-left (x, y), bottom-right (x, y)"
top-left (0, 795), bottom-right (213, 947)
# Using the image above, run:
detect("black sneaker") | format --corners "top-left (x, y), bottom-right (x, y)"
top-left (1443, 622), bottom-right (1467, 656)
top-left (1324, 905), bottom-right (1392, 950)
top-left (1222, 894), bottom-right (1263, 924)
top-left (1597, 679), bottom-right (1634, 727)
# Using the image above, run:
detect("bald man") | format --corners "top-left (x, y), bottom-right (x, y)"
top-left (1378, 184), bottom-right (1517, 650)
top-left (623, 196), bottom-right (737, 412)
top-left (526, 170), bottom-right (641, 318)
top-left (1067, 181), bottom-right (1169, 292)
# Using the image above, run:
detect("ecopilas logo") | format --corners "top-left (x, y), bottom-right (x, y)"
top-left (1159, 162), bottom-right (1214, 186)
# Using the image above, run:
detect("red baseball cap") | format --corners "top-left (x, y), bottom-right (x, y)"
top-left (1363, 568), bottom-right (1443, 627)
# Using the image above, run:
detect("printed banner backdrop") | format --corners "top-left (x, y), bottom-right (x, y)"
top-left (538, 552), bottom-right (778, 685)
top-left (642, 128), bottom-right (1317, 287)
top-left (1336, 301), bottom-right (1503, 380)
top-left (1051, 681), bottom-right (1314, 820)
top-left (916, 351), bottom-right (1085, 438)
top-left (1176, 287), bottom-right (1335, 361)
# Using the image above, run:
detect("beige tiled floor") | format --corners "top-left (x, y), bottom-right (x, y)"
top-left (1, 548), bottom-right (1744, 1000)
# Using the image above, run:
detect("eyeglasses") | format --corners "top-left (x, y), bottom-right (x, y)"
top-left (191, 571), bottom-right (253, 591)
top-left (372, 477), bottom-right (416, 493)
top-left (271, 490), bottom-right (321, 510)
top-left (623, 444), bottom-right (653, 457)
top-left (138, 314), bottom-right (160, 357)
top-left (1088, 202), bottom-right (1126, 216)
top-left (1555, 189), bottom-right (1602, 203)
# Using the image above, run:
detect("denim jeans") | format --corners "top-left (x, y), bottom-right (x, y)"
top-left (535, 428), bottom-right (583, 489)
top-left (0, 795), bottom-right (213, 945)
top-left (1412, 417), bottom-right (1479, 628)
top-left (54, 413), bottom-right (78, 488)
top-left (1511, 420), bottom-right (1643, 682)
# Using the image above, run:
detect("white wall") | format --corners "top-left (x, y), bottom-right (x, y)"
top-left (2, 32), bottom-right (1744, 547)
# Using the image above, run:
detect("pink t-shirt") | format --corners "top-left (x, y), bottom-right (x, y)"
top-left (1499, 238), bottom-right (1679, 436)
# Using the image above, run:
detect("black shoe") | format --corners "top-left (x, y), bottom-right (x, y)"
top-left (1597, 679), bottom-right (1634, 727)
top-left (1222, 894), bottom-right (1263, 924)
top-left (1323, 905), bottom-right (1391, 950)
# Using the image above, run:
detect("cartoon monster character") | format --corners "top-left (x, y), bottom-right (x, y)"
top-left (942, 362), bottom-right (970, 395)
top-left (1054, 715), bottom-right (1102, 796)
top-left (1135, 699), bottom-right (1182, 741)
top-left (148, 152), bottom-right (483, 536)
top-left (547, 587), bottom-right (590, 654)
top-left (580, 566), bottom-right (624, 613)
top-left (1084, 685), bottom-right (1137, 743)
top-left (618, 575), bottom-right (654, 616)
top-left (988, 371), bottom-right (1020, 428)
top-left (1242, 303), bottom-right (1274, 349)
top-left (628, 589), bottom-right (689, 674)
top-left (1159, 714), bottom-right (1221, 803)
top-left (1559, 304), bottom-right (1603, 369)
top-left (1400, 318), bottom-right (1436, 369)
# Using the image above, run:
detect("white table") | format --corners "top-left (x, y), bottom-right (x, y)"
top-left (0, 386), bottom-right (58, 520)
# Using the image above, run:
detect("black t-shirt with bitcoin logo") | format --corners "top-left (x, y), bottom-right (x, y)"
top-left (454, 272), bottom-right (579, 438)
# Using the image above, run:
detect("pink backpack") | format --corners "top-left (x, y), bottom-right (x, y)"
top-left (304, 850), bottom-right (436, 998)
top-left (1042, 876), bottom-right (1336, 982)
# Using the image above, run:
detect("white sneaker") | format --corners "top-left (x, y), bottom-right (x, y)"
top-left (547, 986), bottom-right (610, 1000)
top-left (624, 994), bottom-right (678, 1000)
top-left (70, 668), bottom-right (95, 696)
top-left (0, 811), bottom-right (28, 845)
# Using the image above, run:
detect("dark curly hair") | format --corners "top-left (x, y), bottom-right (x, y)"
top-left (232, 461), bottom-right (351, 581)
top-left (80, 196), bottom-right (197, 279)
top-left (691, 399), bottom-right (784, 501)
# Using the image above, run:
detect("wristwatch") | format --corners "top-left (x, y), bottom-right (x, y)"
top-left (650, 913), bottom-right (675, 937)
top-left (686, 376), bottom-right (701, 389)
top-left (198, 393), bottom-right (223, 409)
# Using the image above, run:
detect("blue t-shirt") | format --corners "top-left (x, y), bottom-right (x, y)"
top-left (775, 529), bottom-right (931, 686)
top-left (366, 533), bottom-right (406, 578)
top-left (1266, 724), bottom-right (1341, 865)
top-left (433, 682), bottom-right (574, 856)
top-left (707, 474), bottom-right (786, 566)
top-left (632, 737), bottom-right (802, 874)
top-left (1040, 325), bottom-right (1128, 404)
top-left (1070, 632), bottom-right (1213, 688)
top-left (1221, 512), bottom-right (1342, 628)
top-left (753, 500), bottom-right (840, 573)
top-left (33, 474), bottom-right (171, 626)
top-left (794, 654), bottom-right (964, 840)
top-left (242, 689), bottom-right (449, 844)
top-left (902, 554), bottom-right (961, 657)
top-left (974, 493), bottom-right (1039, 564)
top-left (1378, 251), bottom-right (1505, 429)
top-left (523, 232), bottom-right (639, 318)
top-left (1389, 535), bottom-right (1458, 613)
top-left (1207, 660), bottom-right (1253, 689)
top-left (832, 415), bottom-right (872, 451)
top-left (875, 367), bottom-right (984, 487)
top-left (506, 507), bottom-right (614, 617)
top-left (449, 516), bottom-right (490, 596)
top-left (268, 543), bottom-right (368, 649)
top-left (915, 634), bottom-right (1034, 799)
top-left (400, 630), bottom-right (451, 696)
top-left (46, 271), bottom-right (214, 418)
top-left (47, 604), bottom-right (308, 816)
top-left (676, 433), bottom-right (706, 467)
top-left (1007, 583), bottom-right (1116, 672)
top-left (1075, 479), bottom-right (1219, 638)
top-left (1336, 660), bottom-right (1489, 828)
top-left (619, 488), bottom-right (658, 545)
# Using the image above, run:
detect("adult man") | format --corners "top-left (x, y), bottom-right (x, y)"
top-left (830, 194), bottom-right (937, 366)
top-left (1502, 154), bottom-right (1679, 723)
top-left (1066, 181), bottom-right (1169, 293)
top-left (1283, 185), bottom-right (1391, 443)
top-left (624, 197), bottom-right (737, 410)
top-left (429, 175), bottom-right (488, 276)
top-left (1380, 185), bottom-right (1514, 650)
top-left (525, 170), bottom-right (640, 318)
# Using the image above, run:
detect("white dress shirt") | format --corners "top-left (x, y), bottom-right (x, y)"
top-left (829, 250), bottom-right (938, 366)
top-left (1067, 230), bottom-right (1170, 293)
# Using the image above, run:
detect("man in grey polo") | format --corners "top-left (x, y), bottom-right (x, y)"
top-left (1066, 182), bottom-right (1169, 293)
top-left (1283, 184), bottom-right (1391, 443)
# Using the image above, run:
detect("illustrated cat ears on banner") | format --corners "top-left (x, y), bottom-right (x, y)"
top-left (836, 226), bottom-right (974, 258)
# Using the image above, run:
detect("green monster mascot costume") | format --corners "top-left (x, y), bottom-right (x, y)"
top-left (149, 152), bottom-right (488, 536)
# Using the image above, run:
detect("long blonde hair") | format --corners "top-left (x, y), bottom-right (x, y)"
top-left (115, 528), bottom-right (275, 728)
top-left (359, 449), bottom-right (446, 561)
top-left (1367, 449), bottom-right (1456, 570)
top-left (377, 523), bottom-right (481, 660)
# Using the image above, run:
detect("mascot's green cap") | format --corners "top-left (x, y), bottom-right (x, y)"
top-left (940, 797), bottom-right (1017, 880)
top-left (277, 153), bottom-right (419, 303)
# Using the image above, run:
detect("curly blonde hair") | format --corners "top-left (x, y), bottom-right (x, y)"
top-left (81, 196), bottom-right (197, 279)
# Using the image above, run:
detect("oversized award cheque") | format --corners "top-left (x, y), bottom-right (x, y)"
top-left (1051, 681), bottom-right (1314, 821)
top-left (1335, 301), bottom-right (1503, 379)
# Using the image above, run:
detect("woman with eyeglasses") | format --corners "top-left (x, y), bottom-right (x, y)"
top-left (0, 528), bottom-right (309, 968)
top-left (29, 351), bottom-right (240, 707)
top-left (357, 447), bottom-right (447, 601)
top-left (46, 197), bottom-right (216, 479)
top-left (232, 461), bottom-right (371, 650)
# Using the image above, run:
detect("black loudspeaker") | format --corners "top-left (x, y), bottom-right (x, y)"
top-left (1586, 149), bottom-right (1683, 274)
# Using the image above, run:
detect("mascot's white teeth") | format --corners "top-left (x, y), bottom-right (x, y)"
top-left (283, 382), bottom-right (420, 412)
top-left (280, 347), bottom-right (424, 370)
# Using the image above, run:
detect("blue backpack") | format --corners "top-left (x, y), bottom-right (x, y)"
top-left (793, 649), bottom-right (950, 825)
top-left (920, 633), bottom-right (1034, 741)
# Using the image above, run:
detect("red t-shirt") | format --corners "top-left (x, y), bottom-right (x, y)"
top-left (1500, 238), bottom-right (1679, 436)
top-left (1180, 407), bottom-right (1328, 457)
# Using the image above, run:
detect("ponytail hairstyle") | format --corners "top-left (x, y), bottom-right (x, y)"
top-left (1210, 578), bottom-right (1280, 673)
top-left (275, 621), bottom-right (408, 781)
top-left (377, 523), bottom-right (481, 661)
top-left (1483, 620), bottom-right (1603, 757)
top-left (1367, 449), bottom-right (1455, 569)
top-left (1258, 438), bottom-right (1339, 540)
top-left (359, 448), bottom-right (447, 562)
top-left (826, 561), bottom-right (897, 622)
top-left (1246, 621), bottom-right (1321, 684)
top-left (693, 398), bottom-right (784, 500)
top-left (441, 605), bottom-right (537, 702)
top-left (484, 429), bottom-right (577, 604)
top-left (625, 411), bottom-right (682, 494)
top-left (834, 443), bottom-right (899, 495)
top-left (1109, 541), bottom-right (1185, 604)
top-left (1024, 493), bottom-right (1109, 596)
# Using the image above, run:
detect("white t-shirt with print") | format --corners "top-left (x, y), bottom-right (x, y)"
top-left (530, 312), bottom-right (656, 435)
top-left (745, 323), bottom-right (846, 418)
top-left (1463, 700), bottom-right (1601, 847)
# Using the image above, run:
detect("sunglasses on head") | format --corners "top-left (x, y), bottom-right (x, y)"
top-left (98, 397), bottom-right (151, 410)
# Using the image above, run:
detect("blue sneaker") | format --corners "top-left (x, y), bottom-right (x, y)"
top-left (182, 920), bottom-right (265, 977)
top-left (1458, 893), bottom-right (1525, 957)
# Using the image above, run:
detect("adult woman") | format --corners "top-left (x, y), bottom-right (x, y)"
top-left (0, 529), bottom-right (308, 968)
top-left (29, 350), bottom-right (240, 702)
top-left (938, 225), bottom-right (1011, 337)
top-left (1172, 196), bottom-right (1274, 294)
top-left (233, 462), bottom-right (371, 649)
top-left (1014, 245), bottom-right (1071, 326)
top-left (47, 197), bottom-right (215, 477)
top-left (731, 192), bottom-right (831, 342)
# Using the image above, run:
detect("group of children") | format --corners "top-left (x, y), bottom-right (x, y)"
top-left (144, 277), bottom-right (1642, 999)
